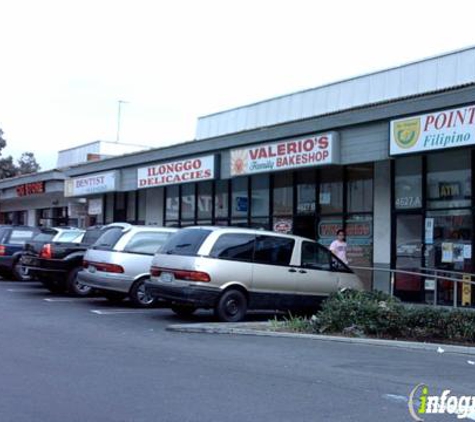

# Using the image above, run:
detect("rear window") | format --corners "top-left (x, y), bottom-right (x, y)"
top-left (33, 230), bottom-right (57, 243)
top-left (82, 228), bottom-right (107, 245)
top-left (56, 231), bottom-right (84, 242)
top-left (160, 228), bottom-right (211, 256)
top-left (8, 230), bottom-right (36, 245)
top-left (254, 235), bottom-right (294, 266)
top-left (123, 231), bottom-right (172, 255)
top-left (209, 233), bottom-right (255, 262)
top-left (92, 228), bottom-right (125, 250)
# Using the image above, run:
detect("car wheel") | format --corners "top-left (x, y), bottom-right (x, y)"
top-left (103, 291), bottom-right (127, 304)
top-left (12, 259), bottom-right (30, 281)
top-left (41, 279), bottom-right (66, 294)
top-left (67, 267), bottom-right (93, 297)
top-left (129, 278), bottom-right (156, 308)
top-left (171, 304), bottom-right (197, 317)
top-left (215, 289), bottom-right (247, 322)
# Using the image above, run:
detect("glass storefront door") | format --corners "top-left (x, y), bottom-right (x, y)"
top-left (394, 214), bottom-right (423, 303)
top-left (425, 209), bottom-right (472, 306)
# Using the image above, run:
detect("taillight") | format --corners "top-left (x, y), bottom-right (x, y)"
top-left (150, 266), bottom-right (210, 282)
top-left (0, 245), bottom-right (5, 256)
top-left (86, 261), bottom-right (124, 274)
top-left (40, 244), bottom-right (52, 259)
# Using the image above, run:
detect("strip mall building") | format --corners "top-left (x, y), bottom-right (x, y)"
top-left (2, 47), bottom-right (475, 305)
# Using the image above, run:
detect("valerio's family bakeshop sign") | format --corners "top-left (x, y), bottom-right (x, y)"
top-left (64, 171), bottom-right (118, 197)
top-left (137, 155), bottom-right (215, 189)
top-left (390, 104), bottom-right (475, 155)
top-left (230, 133), bottom-right (339, 176)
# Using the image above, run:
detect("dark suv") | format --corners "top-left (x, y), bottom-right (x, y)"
top-left (0, 225), bottom-right (40, 280)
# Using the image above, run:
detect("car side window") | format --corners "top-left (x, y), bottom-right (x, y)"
top-left (209, 233), bottom-right (255, 262)
top-left (301, 242), bottom-right (331, 271)
top-left (254, 235), bottom-right (294, 266)
top-left (9, 230), bottom-right (35, 245)
top-left (123, 232), bottom-right (172, 255)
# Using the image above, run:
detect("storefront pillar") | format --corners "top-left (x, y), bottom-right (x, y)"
top-left (373, 160), bottom-right (392, 293)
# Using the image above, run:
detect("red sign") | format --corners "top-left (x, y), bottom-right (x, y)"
top-left (16, 182), bottom-right (45, 197)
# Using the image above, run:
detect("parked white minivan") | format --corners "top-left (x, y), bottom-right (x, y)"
top-left (145, 227), bottom-right (363, 321)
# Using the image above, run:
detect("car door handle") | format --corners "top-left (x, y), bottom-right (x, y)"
top-left (299, 270), bottom-right (307, 274)
top-left (288, 268), bottom-right (297, 273)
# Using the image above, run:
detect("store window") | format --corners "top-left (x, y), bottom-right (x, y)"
top-left (251, 175), bottom-right (270, 217)
top-left (232, 177), bottom-right (248, 219)
top-left (273, 172), bottom-right (293, 216)
top-left (137, 190), bottom-right (147, 225)
top-left (425, 209), bottom-right (472, 307)
top-left (127, 191), bottom-right (137, 223)
top-left (395, 156), bottom-right (422, 209)
top-left (165, 185), bottom-right (179, 222)
top-left (317, 216), bottom-right (344, 248)
top-left (197, 181), bottom-right (213, 220)
top-left (114, 192), bottom-right (126, 222)
top-left (347, 164), bottom-right (373, 213)
top-left (215, 180), bottom-right (229, 220)
top-left (105, 193), bottom-right (114, 224)
top-left (345, 215), bottom-right (373, 290)
top-left (181, 184), bottom-right (196, 221)
top-left (427, 150), bottom-right (471, 210)
top-left (296, 170), bottom-right (316, 215)
top-left (320, 167), bottom-right (343, 214)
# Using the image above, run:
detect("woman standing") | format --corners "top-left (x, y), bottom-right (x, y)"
top-left (330, 229), bottom-right (348, 264)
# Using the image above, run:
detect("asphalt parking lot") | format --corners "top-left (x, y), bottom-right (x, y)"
top-left (0, 279), bottom-right (473, 422)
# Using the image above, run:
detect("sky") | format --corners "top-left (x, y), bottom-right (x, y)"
top-left (0, 0), bottom-right (474, 171)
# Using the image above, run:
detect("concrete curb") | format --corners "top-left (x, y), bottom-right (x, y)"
top-left (167, 322), bottom-right (475, 356)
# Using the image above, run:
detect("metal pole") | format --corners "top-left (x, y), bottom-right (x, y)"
top-left (116, 100), bottom-right (129, 143)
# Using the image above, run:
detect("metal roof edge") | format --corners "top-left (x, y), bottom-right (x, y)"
top-left (197, 45), bottom-right (475, 120)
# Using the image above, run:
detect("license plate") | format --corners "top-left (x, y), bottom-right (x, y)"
top-left (160, 272), bottom-right (174, 283)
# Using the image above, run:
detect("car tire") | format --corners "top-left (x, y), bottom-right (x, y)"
top-left (214, 289), bottom-right (247, 322)
top-left (103, 291), bottom-right (127, 304)
top-left (129, 278), bottom-right (156, 308)
top-left (12, 259), bottom-right (30, 281)
top-left (67, 267), bottom-right (93, 297)
top-left (171, 304), bottom-right (197, 317)
top-left (41, 279), bottom-right (66, 294)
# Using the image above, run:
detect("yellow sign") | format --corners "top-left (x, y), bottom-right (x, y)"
top-left (462, 274), bottom-right (472, 306)
top-left (393, 118), bottom-right (421, 149)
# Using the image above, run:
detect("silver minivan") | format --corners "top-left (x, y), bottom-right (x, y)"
top-left (78, 225), bottom-right (177, 307)
top-left (145, 227), bottom-right (363, 321)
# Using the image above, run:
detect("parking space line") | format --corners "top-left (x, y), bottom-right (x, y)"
top-left (43, 298), bottom-right (83, 302)
top-left (90, 309), bottom-right (153, 315)
top-left (7, 288), bottom-right (40, 293)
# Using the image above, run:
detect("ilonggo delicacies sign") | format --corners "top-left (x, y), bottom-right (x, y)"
top-left (137, 155), bottom-right (215, 188)
top-left (230, 133), bottom-right (339, 176)
top-left (390, 104), bottom-right (475, 155)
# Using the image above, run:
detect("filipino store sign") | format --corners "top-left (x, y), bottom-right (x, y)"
top-left (230, 132), bottom-right (339, 176)
top-left (137, 155), bottom-right (215, 189)
top-left (64, 171), bottom-right (118, 197)
top-left (390, 104), bottom-right (475, 155)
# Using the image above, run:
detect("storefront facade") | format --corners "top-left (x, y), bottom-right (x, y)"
top-left (0, 171), bottom-right (84, 227)
top-left (391, 104), bottom-right (475, 307)
top-left (59, 48), bottom-right (475, 302)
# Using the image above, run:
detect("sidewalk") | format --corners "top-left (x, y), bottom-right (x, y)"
top-left (167, 321), bottom-right (475, 356)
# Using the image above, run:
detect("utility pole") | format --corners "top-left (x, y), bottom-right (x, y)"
top-left (116, 100), bottom-right (129, 142)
